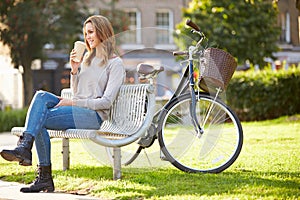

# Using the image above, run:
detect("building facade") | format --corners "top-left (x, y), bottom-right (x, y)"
top-left (0, 0), bottom-right (299, 108)
top-left (0, 40), bottom-right (23, 110)
top-left (85, 0), bottom-right (300, 89)
top-left (275, 0), bottom-right (300, 66)
top-left (86, 0), bottom-right (189, 96)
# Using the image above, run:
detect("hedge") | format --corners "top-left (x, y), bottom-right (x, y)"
top-left (0, 108), bottom-right (27, 132)
top-left (226, 67), bottom-right (300, 121)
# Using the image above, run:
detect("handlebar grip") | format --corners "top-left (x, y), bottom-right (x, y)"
top-left (186, 19), bottom-right (200, 32)
top-left (173, 51), bottom-right (188, 56)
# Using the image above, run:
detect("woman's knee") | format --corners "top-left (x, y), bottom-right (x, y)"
top-left (31, 90), bottom-right (60, 108)
top-left (34, 90), bottom-right (51, 99)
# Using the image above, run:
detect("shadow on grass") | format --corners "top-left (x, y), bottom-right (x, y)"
top-left (2, 164), bottom-right (299, 199)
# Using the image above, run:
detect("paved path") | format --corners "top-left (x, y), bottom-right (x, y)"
top-left (0, 180), bottom-right (101, 200)
top-left (0, 132), bottom-right (18, 151)
top-left (0, 132), bottom-right (101, 200)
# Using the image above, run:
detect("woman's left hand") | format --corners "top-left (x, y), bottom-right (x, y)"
top-left (55, 98), bottom-right (73, 108)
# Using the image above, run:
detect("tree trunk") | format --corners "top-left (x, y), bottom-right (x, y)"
top-left (22, 59), bottom-right (34, 106)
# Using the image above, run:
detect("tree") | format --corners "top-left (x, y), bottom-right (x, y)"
top-left (0, 0), bottom-right (88, 105)
top-left (175, 0), bottom-right (281, 67)
top-left (97, 0), bottom-right (130, 34)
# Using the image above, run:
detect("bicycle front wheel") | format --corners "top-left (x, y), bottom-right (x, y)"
top-left (158, 93), bottom-right (243, 173)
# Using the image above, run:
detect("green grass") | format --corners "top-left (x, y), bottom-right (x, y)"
top-left (0, 115), bottom-right (300, 199)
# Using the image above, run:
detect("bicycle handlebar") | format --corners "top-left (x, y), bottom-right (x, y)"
top-left (186, 19), bottom-right (201, 32)
top-left (173, 51), bottom-right (188, 56)
top-left (173, 19), bottom-right (205, 57)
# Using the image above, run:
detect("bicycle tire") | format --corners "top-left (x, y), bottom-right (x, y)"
top-left (158, 93), bottom-right (243, 173)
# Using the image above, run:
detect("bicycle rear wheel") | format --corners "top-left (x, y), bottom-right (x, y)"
top-left (158, 93), bottom-right (243, 173)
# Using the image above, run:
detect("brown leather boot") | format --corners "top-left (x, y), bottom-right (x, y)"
top-left (0, 132), bottom-right (34, 166)
top-left (20, 165), bottom-right (55, 193)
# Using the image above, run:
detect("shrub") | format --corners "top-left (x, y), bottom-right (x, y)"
top-left (0, 108), bottom-right (27, 132)
top-left (226, 67), bottom-right (300, 121)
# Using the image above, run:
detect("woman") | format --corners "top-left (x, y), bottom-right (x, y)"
top-left (0, 15), bottom-right (125, 193)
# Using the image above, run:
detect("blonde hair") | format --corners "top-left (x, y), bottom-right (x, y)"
top-left (83, 15), bottom-right (116, 66)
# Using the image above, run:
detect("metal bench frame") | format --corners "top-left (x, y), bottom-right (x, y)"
top-left (11, 84), bottom-right (155, 180)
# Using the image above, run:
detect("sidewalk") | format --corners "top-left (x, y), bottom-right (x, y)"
top-left (0, 180), bottom-right (102, 200)
top-left (0, 132), bottom-right (101, 200)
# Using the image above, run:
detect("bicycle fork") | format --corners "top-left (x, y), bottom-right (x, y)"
top-left (188, 46), bottom-right (204, 137)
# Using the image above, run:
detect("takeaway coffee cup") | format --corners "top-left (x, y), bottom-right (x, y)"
top-left (73, 41), bottom-right (86, 62)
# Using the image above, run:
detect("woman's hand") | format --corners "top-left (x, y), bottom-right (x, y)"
top-left (55, 98), bottom-right (74, 108)
top-left (69, 49), bottom-right (81, 74)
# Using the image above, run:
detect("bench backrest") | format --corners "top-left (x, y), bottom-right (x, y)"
top-left (100, 84), bottom-right (152, 135)
top-left (61, 84), bottom-right (154, 137)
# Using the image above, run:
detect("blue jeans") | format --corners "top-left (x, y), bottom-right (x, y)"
top-left (24, 91), bottom-right (102, 166)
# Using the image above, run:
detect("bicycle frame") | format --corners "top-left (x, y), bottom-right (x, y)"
top-left (127, 20), bottom-right (243, 171)
top-left (137, 19), bottom-right (208, 147)
top-left (156, 28), bottom-right (206, 134)
top-left (138, 43), bottom-right (205, 148)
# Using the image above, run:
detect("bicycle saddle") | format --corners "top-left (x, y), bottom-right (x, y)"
top-left (137, 63), bottom-right (164, 79)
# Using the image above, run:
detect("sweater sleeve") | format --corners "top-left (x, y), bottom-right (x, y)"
top-left (70, 73), bottom-right (79, 95)
top-left (71, 53), bottom-right (87, 95)
top-left (74, 58), bottom-right (125, 110)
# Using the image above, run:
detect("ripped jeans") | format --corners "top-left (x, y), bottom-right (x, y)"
top-left (24, 91), bottom-right (102, 166)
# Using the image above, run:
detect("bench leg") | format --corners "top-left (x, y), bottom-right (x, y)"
top-left (62, 138), bottom-right (70, 171)
top-left (113, 147), bottom-right (121, 180)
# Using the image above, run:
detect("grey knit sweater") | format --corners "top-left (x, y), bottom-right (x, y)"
top-left (71, 56), bottom-right (125, 120)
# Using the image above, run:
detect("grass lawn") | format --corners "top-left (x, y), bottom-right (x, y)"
top-left (0, 115), bottom-right (299, 200)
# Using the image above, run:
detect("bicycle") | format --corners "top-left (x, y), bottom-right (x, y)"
top-left (86, 19), bottom-right (243, 173)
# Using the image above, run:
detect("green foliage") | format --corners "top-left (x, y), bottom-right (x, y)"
top-left (0, 0), bottom-right (89, 104)
top-left (175, 0), bottom-right (281, 66)
top-left (98, 0), bottom-right (130, 34)
top-left (226, 67), bottom-right (300, 121)
top-left (0, 108), bottom-right (27, 132)
top-left (101, 9), bottom-right (130, 34)
top-left (0, 0), bottom-right (88, 65)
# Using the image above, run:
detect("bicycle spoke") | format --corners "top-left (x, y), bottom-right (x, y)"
top-left (158, 93), bottom-right (243, 173)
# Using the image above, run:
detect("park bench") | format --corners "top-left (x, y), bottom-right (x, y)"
top-left (11, 83), bottom-right (156, 180)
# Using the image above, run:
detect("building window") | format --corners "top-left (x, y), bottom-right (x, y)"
top-left (298, 16), bottom-right (300, 44)
top-left (156, 10), bottom-right (173, 44)
top-left (123, 10), bottom-right (141, 44)
top-left (279, 12), bottom-right (291, 43)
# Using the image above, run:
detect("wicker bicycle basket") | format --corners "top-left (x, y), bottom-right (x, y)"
top-left (199, 47), bottom-right (237, 92)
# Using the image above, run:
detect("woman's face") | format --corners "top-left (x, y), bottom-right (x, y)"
top-left (85, 22), bottom-right (101, 49)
